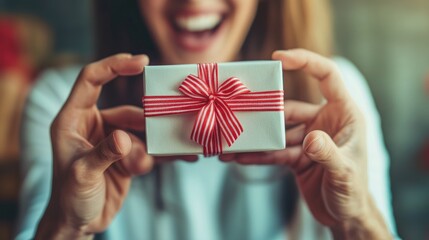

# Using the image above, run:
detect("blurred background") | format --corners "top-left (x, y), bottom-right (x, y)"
top-left (0, 0), bottom-right (428, 239)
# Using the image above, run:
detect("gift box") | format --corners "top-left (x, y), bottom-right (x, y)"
top-left (143, 61), bottom-right (286, 156)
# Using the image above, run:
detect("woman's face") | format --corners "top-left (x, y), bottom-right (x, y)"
top-left (139, 0), bottom-right (258, 64)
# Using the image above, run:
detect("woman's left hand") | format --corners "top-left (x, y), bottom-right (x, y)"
top-left (220, 49), bottom-right (391, 239)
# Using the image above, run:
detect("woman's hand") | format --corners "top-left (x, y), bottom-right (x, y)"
top-left (220, 49), bottom-right (391, 239)
top-left (35, 54), bottom-right (196, 240)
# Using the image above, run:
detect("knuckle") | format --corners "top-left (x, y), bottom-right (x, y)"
top-left (329, 61), bottom-right (342, 76)
top-left (69, 160), bottom-right (89, 185)
top-left (321, 59), bottom-right (339, 76)
top-left (80, 64), bottom-right (98, 82)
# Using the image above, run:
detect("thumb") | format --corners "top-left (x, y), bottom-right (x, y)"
top-left (303, 130), bottom-right (345, 173)
top-left (82, 130), bottom-right (132, 174)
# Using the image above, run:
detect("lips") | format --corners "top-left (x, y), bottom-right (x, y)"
top-left (170, 12), bottom-right (226, 52)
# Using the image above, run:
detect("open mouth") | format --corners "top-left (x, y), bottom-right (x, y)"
top-left (170, 13), bottom-right (226, 52)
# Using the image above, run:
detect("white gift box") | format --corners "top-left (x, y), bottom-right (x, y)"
top-left (143, 61), bottom-right (286, 155)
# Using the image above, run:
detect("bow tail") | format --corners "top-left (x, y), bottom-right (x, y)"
top-left (190, 101), bottom-right (225, 156)
top-left (190, 102), bottom-right (217, 148)
top-left (203, 123), bottom-right (222, 156)
top-left (215, 99), bottom-right (243, 147)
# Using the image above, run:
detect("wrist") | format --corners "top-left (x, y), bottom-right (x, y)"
top-left (330, 196), bottom-right (392, 240)
top-left (35, 201), bottom-right (93, 240)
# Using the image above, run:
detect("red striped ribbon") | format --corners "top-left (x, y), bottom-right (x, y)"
top-left (143, 63), bottom-right (284, 156)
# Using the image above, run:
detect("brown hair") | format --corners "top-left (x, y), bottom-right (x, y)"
top-left (95, 0), bottom-right (333, 107)
top-left (243, 0), bottom-right (332, 103)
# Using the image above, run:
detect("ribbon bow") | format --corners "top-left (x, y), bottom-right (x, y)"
top-left (143, 63), bottom-right (284, 156)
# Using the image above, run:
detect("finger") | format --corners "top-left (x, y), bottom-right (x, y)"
top-left (286, 124), bottom-right (306, 146)
top-left (303, 130), bottom-right (346, 173)
top-left (284, 100), bottom-right (320, 124)
top-left (234, 147), bottom-right (303, 165)
top-left (235, 152), bottom-right (267, 164)
top-left (67, 54), bottom-right (149, 109)
top-left (156, 155), bottom-right (199, 163)
top-left (101, 106), bottom-right (146, 131)
top-left (219, 153), bottom-right (236, 162)
top-left (270, 146), bottom-right (303, 166)
top-left (80, 130), bottom-right (132, 175)
top-left (121, 133), bottom-right (154, 175)
top-left (272, 49), bottom-right (348, 102)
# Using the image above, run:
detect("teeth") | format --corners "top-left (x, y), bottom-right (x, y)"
top-left (176, 14), bottom-right (222, 32)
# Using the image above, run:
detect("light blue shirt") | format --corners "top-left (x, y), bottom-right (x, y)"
top-left (16, 58), bottom-right (399, 240)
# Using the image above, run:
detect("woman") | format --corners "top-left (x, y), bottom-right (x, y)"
top-left (17, 0), bottom-right (398, 239)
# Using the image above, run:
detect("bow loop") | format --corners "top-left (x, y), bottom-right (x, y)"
top-left (179, 74), bottom-right (210, 100)
top-left (198, 63), bottom-right (218, 92)
top-left (217, 77), bottom-right (251, 99)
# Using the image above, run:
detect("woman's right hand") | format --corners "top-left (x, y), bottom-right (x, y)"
top-left (35, 54), bottom-right (196, 240)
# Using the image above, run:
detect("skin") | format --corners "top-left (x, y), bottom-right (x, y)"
top-left (35, 0), bottom-right (392, 239)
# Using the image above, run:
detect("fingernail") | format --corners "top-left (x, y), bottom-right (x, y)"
top-left (306, 137), bottom-right (324, 154)
top-left (133, 54), bottom-right (150, 63)
top-left (283, 50), bottom-right (296, 58)
top-left (272, 50), bottom-right (287, 58)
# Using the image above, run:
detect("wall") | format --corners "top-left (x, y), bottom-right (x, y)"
top-left (0, 0), bottom-right (94, 60)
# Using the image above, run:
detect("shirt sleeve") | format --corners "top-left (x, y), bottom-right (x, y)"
top-left (15, 66), bottom-right (80, 240)
top-left (334, 57), bottom-right (399, 238)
